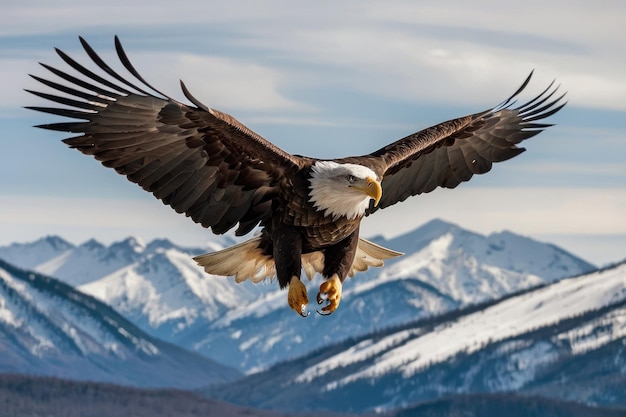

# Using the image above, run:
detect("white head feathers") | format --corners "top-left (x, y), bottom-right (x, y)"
top-left (308, 161), bottom-right (380, 220)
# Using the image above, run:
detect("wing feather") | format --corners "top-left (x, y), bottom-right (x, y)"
top-left (368, 72), bottom-right (566, 213)
top-left (26, 36), bottom-right (303, 235)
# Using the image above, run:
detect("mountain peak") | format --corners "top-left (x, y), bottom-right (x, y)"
top-left (110, 236), bottom-right (146, 253)
top-left (39, 235), bottom-right (74, 251)
top-left (421, 217), bottom-right (459, 229)
top-left (78, 238), bottom-right (105, 251)
top-left (0, 236), bottom-right (75, 272)
top-left (146, 238), bottom-right (176, 253)
top-left (385, 218), bottom-right (467, 254)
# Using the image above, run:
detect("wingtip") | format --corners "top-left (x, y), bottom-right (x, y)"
top-left (78, 36), bottom-right (92, 52)
top-left (180, 79), bottom-right (210, 111)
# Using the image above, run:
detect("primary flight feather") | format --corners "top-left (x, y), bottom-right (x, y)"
top-left (27, 36), bottom-right (566, 316)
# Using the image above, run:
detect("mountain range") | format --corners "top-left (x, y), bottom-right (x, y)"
top-left (0, 219), bottom-right (624, 415)
top-left (206, 261), bottom-right (626, 413)
top-left (0, 219), bottom-right (597, 372)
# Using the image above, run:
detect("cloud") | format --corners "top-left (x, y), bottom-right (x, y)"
top-left (4, 1), bottom-right (626, 112)
top-left (256, 27), bottom-right (626, 111)
top-left (126, 52), bottom-right (308, 112)
top-left (0, 1), bottom-right (279, 36)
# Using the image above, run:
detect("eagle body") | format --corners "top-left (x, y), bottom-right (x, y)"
top-left (27, 36), bottom-right (566, 316)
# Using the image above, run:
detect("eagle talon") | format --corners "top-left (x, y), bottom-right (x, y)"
top-left (316, 308), bottom-right (331, 316)
top-left (316, 292), bottom-right (327, 304)
top-left (288, 276), bottom-right (309, 317)
top-left (316, 274), bottom-right (342, 315)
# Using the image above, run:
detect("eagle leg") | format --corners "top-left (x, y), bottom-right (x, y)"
top-left (288, 276), bottom-right (310, 317)
top-left (316, 274), bottom-right (342, 315)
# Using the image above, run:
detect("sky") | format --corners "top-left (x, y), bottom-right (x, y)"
top-left (0, 1), bottom-right (625, 266)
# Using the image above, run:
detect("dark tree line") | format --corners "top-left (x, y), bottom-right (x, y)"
top-left (392, 393), bottom-right (626, 417)
top-left (0, 373), bottom-right (295, 417)
top-left (1, 373), bottom-right (623, 417)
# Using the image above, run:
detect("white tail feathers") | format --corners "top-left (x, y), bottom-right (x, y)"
top-left (348, 237), bottom-right (404, 277)
top-left (193, 236), bottom-right (273, 283)
top-left (193, 236), bottom-right (403, 284)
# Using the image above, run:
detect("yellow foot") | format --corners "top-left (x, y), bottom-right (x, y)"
top-left (317, 274), bottom-right (342, 315)
top-left (288, 276), bottom-right (309, 317)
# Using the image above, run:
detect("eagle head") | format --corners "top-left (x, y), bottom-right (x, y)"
top-left (308, 161), bottom-right (382, 220)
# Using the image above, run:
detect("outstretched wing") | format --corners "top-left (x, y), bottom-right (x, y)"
top-left (368, 72), bottom-right (566, 212)
top-left (26, 36), bottom-right (303, 236)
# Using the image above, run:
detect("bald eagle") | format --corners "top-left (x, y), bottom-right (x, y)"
top-left (27, 36), bottom-right (566, 316)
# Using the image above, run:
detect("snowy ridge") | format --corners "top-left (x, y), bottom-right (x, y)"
top-left (0, 235), bottom-right (234, 286)
top-left (367, 220), bottom-right (594, 303)
top-left (0, 236), bottom-right (74, 273)
top-left (207, 261), bottom-right (626, 413)
top-left (0, 259), bottom-right (240, 389)
top-left (298, 262), bottom-right (626, 385)
top-left (79, 248), bottom-right (264, 334)
top-left (0, 265), bottom-right (157, 358)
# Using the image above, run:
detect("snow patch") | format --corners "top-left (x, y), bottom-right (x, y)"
top-left (310, 263), bottom-right (625, 389)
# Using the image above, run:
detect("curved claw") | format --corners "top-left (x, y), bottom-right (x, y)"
top-left (288, 276), bottom-right (310, 317)
top-left (316, 274), bottom-right (342, 316)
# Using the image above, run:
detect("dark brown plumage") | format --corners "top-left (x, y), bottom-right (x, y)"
top-left (26, 36), bottom-right (566, 316)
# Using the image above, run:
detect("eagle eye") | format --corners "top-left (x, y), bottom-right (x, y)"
top-left (346, 175), bottom-right (357, 183)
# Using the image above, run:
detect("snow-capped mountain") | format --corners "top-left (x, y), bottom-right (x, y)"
top-left (174, 219), bottom-right (596, 372)
top-left (0, 259), bottom-right (240, 389)
top-left (0, 220), bottom-right (597, 372)
top-left (78, 247), bottom-right (267, 341)
top-left (0, 235), bottom-right (233, 287)
top-left (206, 261), bottom-right (626, 413)
top-left (356, 219), bottom-right (595, 304)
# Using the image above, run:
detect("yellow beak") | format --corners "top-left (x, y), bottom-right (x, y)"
top-left (354, 176), bottom-right (382, 207)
